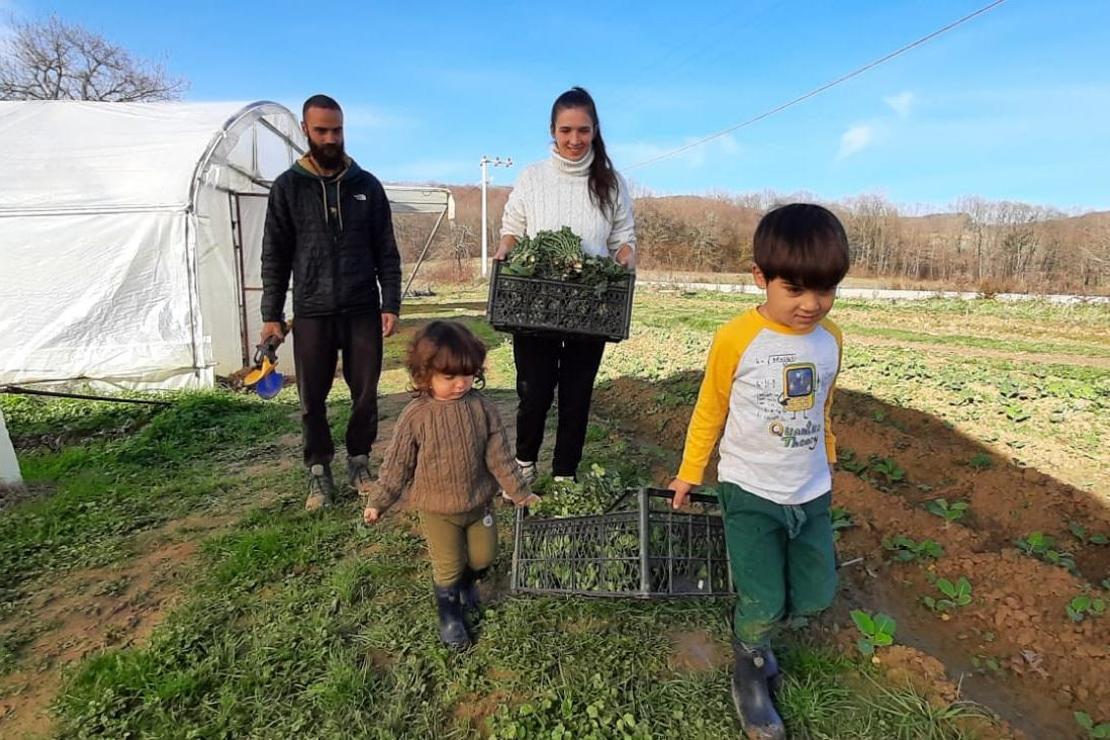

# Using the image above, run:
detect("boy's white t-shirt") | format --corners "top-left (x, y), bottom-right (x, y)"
top-left (677, 308), bottom-right (842, 505)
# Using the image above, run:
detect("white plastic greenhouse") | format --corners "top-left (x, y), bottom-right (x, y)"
top-left (0, 100), bottom-right (453, 391)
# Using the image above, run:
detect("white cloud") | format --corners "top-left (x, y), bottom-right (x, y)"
top-left (884, 91), bottom-right (915, 118)
top-left (837, 124), bottom-right (874, 160)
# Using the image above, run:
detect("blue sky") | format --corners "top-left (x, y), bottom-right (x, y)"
top-left (5, 0), bottom-right (1108, 210)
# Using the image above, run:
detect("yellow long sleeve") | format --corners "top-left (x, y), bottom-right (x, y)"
top-left (676, 317), bottom-right (760, 484)
top-left (820, 319), bottom-right (843, 464)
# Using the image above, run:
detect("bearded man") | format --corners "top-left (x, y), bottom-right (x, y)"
top-left (260, 94), bottom-right (402, 510)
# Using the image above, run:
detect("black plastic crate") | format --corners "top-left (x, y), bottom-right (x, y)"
top-left (510, 488), bottom-right (733, 599)
top-left (486, 260), bottom-right (635, 342)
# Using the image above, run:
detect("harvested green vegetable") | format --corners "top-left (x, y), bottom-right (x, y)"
top-left (502, 226), bottom-right (628, 290)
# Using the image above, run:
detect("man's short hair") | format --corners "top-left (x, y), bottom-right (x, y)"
top-left (302, 94), bottom-right (342, 119)
top-left (753, 203), bottom-right (851, 290)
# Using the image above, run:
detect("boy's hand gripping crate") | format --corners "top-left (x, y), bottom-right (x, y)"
top-left (486, 260), bottom-right (635, 342)
top-left (510, 487), bottom-right (733, 598)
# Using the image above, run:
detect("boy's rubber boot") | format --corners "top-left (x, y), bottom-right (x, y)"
top-left (434, 583), bottom-right (472, 650)
top-left (762, 646), bottom-right (783, 694)
top-left (730, 642), bottom-right (786, 740)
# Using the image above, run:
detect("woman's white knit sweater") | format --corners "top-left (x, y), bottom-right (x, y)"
top-left (500, 147), bottom-right (636, 258)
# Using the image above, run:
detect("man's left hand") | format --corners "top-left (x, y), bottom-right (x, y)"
top-left (382, 313), bottom-right (398, 337)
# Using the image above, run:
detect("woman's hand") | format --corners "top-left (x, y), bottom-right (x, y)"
top-left (615, 244), bottom-right (636, 270)
top-left (363, 507), bottom-right (381, 524)
top-left (494, 235), bottom-right (518, 261)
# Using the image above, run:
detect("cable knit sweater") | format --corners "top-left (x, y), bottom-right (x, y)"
top-left (368, 391), bottom-right (531, 515)
top-left (500, 147), bottom-right (636, 258)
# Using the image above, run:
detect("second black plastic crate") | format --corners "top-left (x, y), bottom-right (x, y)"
top-left (486, 260), bottom-right (634, 342)
top-left (510, 488), bottom-right (733, 599)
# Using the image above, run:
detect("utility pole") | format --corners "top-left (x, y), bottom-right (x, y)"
top-left (480, 155), bottom-right (512, 278)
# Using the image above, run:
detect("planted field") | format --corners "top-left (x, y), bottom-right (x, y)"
top-left (0, 288), bottom-right (1106, 738)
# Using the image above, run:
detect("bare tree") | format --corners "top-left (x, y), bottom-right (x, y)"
top-left (0, 15), bottom-right (186, 102)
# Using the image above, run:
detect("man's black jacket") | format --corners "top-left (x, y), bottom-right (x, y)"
top-left (261, 157), bottom-right (401, 322)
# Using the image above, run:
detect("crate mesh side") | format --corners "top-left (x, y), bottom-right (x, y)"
top-left (647, 512), bottom-right (732, 595)
top-left (515, 512), bottom-right (642, 595)
top-left (514, 506), bottom-right (733, 598)
top-left (489, 275), bottom-right (630, 339)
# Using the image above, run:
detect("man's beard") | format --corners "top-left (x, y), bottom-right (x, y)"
top-left (308, 139), bottom-right (345, 170)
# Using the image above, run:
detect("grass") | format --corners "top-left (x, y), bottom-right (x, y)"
top-left (8, 287), bottom-right (1106, 737)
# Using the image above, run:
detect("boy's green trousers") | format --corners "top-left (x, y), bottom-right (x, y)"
top-left (718, 482), bottom-right (837, 645)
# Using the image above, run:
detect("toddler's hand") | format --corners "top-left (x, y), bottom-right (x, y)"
top-left (363, 507), bottom-right (381, 524)
top-left (668, 478), bottom-right (694, 509)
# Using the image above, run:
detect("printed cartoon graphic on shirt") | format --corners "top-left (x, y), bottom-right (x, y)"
top-left (759, 358), bottom-right (822, 450)
top-left (780, 363), bottom-right (816, 411)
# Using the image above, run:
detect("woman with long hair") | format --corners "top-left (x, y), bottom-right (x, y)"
top-left (495, 86), bottom-right (636, 483)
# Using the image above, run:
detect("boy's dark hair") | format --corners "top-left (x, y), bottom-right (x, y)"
top-left (753, 203), bottom-right (850, 290)
top-left (406, 321), bottom-right (487, 393)
top-left (302, 94), bottom-right (342, 119)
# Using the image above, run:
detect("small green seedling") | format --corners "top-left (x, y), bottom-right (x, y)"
top-left (883, 535), bottom-right (944, 563)
top-left (851, 610), bottom-right (896, 656)
top-left (837, 449), bottom-right (869, 475)
top-left (1016, 532), bottom-right (1077, 573)
top-left (1066, 594), bottom-right (1106, 623)
top-left (1075, 711), bottom-right (1110, 739)
top-left (1004, 403), bottom-right (1030, 422)
top-left (870, 457), bottom-right (906, 485)
top-left (1069, 521), bottom-right (1109, 546)
top-left (970, 654), bottom-right (1003, 676)
top-left (831, 506), bottom-right (855, 541)
top-left (923, 577), bottom-right (973, 612)
top-left (968, 453), bottom-right (993, 471)
top-left (926, 498), bottom-right (969, 523)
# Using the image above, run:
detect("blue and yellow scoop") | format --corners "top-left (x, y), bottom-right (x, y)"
top-left (243, 336), bottom-right (285, 400)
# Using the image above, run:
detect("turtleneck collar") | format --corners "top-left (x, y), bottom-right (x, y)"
top-left (550, 145), bottom-right (594, 176)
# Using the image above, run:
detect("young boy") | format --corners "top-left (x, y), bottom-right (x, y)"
top-left (668, 203), bottom-right (850, 739)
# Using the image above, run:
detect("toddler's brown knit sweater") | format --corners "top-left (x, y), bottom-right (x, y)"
top-left (368, 391), bottom-right (531, 514)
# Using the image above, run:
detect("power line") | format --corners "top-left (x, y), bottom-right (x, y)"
top-left (626, 0), bottom-right (1009, 171)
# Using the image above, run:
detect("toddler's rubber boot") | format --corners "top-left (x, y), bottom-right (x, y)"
top-left (434, 583), bottom-right (472, 651)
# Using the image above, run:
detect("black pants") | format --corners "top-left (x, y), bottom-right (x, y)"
top-left (512, 333), bottom-right (605, 477)
top-left (293, 313), bottom-right (382, 467)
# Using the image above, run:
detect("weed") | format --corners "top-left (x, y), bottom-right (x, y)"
top-left (1069, 521), bottom-right (1109, 546)
top-left (1015, 532), bottom-right (1077, 573)
top-left (851, 610), bottom-right (896, 655)
top-left (883, 535), bottom-right (944, 563)
top-left (925, 498), bottom-right (969, 524)
top-left (869, 456), bottom-right (906, 485)
top-left (1066, 594), bottom-right (1106, 623)
top-left (837, 448), bottom-right (869, 475)
top-left (967, 453), bottom-right (993, 471)
top-left (922, 577), bottom-right (973, 613)
top-left (1075, 711), bottom-right (1110, 739)
top-left (830, 506), bottom-right (855, 541)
